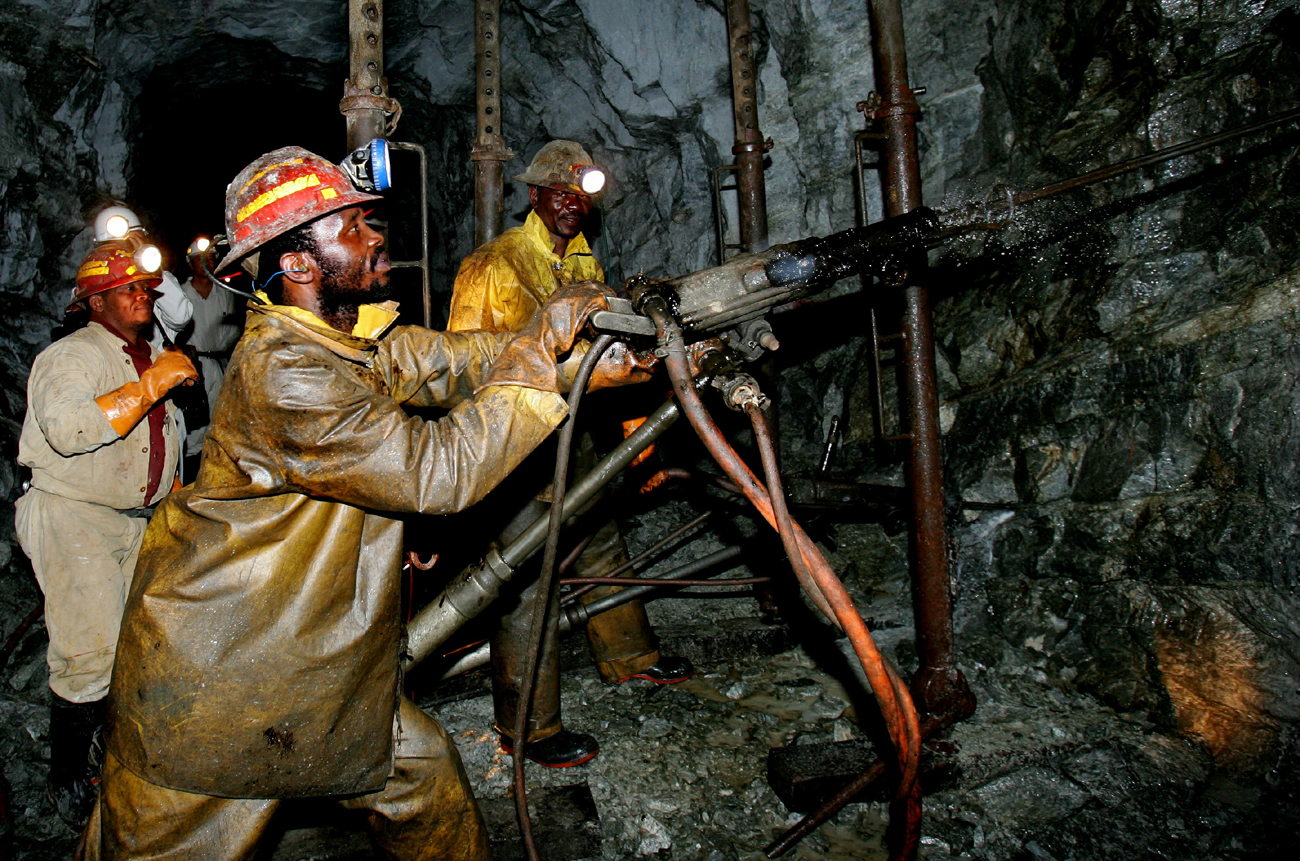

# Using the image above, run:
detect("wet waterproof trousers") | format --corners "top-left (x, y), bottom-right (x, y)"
top-left (78, 698), bottom-right (490, 861)
top-left (490, 434), bottom-right (659, 742)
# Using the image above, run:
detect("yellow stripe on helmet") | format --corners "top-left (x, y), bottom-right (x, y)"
top-left (236, 173), bottom-right (323, 223)
top-left (78, 260), bottom-right (111, 277)
top-left (238, 159), bottom-right (305, 194)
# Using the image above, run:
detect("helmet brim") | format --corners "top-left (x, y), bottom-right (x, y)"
top-left (516, 177), bottom-right (592, 197)
top-left (66, 275), bottom-right (164, 312)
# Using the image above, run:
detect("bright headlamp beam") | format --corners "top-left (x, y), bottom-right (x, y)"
top-left (105, 215), bottom-right (131, 238)
top-left (137, 246), bottom-right (162, 273)
top-left (580, 168), bottom-right (606, 195)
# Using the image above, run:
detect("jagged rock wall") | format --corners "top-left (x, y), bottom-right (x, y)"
top-left (927, 1), bottom-right (1300, 780)
top-left (1, 0), bottom-right (1298, 813)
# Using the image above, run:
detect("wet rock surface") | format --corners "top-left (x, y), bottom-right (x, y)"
top-left (5, 620), bottom-right (1296, 859)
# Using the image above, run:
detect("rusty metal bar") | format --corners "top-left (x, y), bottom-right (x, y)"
top-left (723, 0), bottom-right (781, 619)
top-left (725, 0), bottom-right (769, 254)
top-left (765, 710), bottom-right (959, 857)
top-left (866, 0), bottom-right (972, 721)
top-left (341, 0), bottom-right (398, 152)
top-left (385, 141), bottom-right (432, 327)
top-left (853, 129), bottom-right (888, 228)
top-left (471, 0), bottom-right (513, 246)
top-left (712, 163), bottom-right (745, 264)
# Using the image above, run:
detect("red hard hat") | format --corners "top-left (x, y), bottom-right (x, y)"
top-left (69, 244), bottom-right (162, 311)
top-left (216, 146), bottom-right (382, 274)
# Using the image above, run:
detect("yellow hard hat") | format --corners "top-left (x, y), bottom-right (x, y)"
top-left (515, 140), bottom-right (606, 196)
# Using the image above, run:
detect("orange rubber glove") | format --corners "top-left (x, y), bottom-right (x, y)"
top-left (559, 340), bottom-right (658, 392)
top-left (95, 349), bottom-right (199, 436)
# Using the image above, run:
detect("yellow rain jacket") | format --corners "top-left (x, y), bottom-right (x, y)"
top-left (448, 210), bottom-right (604, 333)
top-left (107, 299), bottom-right (567, 798)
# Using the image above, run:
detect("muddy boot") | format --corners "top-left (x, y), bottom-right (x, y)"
top-left (47, 695), bottom-right (103, 829)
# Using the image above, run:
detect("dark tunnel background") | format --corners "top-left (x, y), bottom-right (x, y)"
top-left (3, 1), bottom-right (1300, 859)
top-left (129, 38), bottom-right (343, 282)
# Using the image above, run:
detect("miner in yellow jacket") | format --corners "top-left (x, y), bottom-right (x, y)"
top-left (449, 141), bottom-right (694, 769)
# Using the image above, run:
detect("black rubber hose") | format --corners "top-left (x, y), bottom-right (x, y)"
top-left (512, 334), bottom-right (616, 861)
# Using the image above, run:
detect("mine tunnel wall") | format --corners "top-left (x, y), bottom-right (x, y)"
top-left (1, 0), bottom-right (1298, 783)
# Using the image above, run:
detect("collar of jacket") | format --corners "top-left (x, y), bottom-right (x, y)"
top-left (250, 292), bottom-right (401, 365)
top-left (524, 209), bottom-right (592, 264)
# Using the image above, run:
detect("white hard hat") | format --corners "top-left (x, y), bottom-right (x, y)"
top-left (93, 205), bottom-right (143, 243)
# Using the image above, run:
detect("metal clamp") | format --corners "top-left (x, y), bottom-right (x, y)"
top-left (714, 372), bottom-right (769, 412)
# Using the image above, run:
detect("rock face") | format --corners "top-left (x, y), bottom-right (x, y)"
top-left (1, 0), bottom-right (1299, 857)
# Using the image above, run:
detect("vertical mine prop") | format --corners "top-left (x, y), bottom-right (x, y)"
top-left (340, 0), bottom-right (398, 152)
top-left (724, 0), bottom-right (770, 255)
top-left (472, 0), bottom-right (513, 247)
top-left (866, 0), bottom-right (974, 726)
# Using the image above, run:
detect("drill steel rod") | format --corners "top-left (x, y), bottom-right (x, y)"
top-left (1012, 105), bottom-right (1300, 208)
top-left (403, 399), bottom-right (680, 668)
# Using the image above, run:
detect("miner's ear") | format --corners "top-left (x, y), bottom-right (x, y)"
top-left (528, 185), bottom-right (540, 209)
top-left (279, 252), bottom-right (315, 283)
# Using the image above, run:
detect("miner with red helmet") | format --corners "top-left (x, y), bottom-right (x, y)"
top-left (79, 146), bottom-right (653, 859)
top-left (14, 243), bottom-right (198, 827)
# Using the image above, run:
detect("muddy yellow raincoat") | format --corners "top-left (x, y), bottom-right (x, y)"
top-left (448, 210), bottom-right (603, 333)
top-left (107, 300), bottom-right (567, 798)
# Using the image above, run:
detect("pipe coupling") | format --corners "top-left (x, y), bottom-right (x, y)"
top-left (732, 138), bottom-right (775, 155)
top-left (445, 546), bottom-right (514, 619)
top-left (715, 372), bottom-right (769, 412)
top-left (560, 601), bottom-right (590, 630)
top-left (471, 139), bottom-right (515, 162)
top-left (340, 91), bottom-right (402, 115)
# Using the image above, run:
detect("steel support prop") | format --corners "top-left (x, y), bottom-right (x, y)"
top-left (341, 0), bottom-right (399, 151)
top-left (725, 0), bottom-right (769, 253)
top-left (866, 0), bottom-right (972, 718)
top-left (472, 0), bottom-right (514, 246)
top-left (723, 1), bottom-right (783, 618)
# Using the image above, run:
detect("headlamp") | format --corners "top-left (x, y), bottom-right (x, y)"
top-left (578, 166), bottom-right (606, 195)
top-left (137, 245), bottom-right (163, 273)
top-left (341, 138), bottom-right (392, 193)
top-left (187, 236), bottom-right (212, 258)
top-left (105, 214), bottom-right (131, 238)
top-left (93, 205), bottom-right (144, 243)
top-left (114, 231), bottom-right (162, 273)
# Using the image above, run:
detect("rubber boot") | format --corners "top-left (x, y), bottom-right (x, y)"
top-left (47, 695), bottom-right (103, 829)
